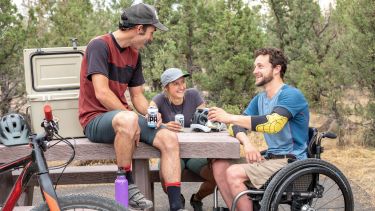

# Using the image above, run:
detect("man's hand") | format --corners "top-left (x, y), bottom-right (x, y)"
top-left (243, 142), bottom-right (263, 163)
top-left (209, 107), bottom-right (252, 130)
top-left (236, 132), bottom-right (263, 163)
top-left (156, 112), bottom-right (163, 128)
top-left (164, 121), bottom-right (182, 132)
top-left (135, 124), bottom-right (141, 147)
top-left (208, 107), bottom-right (233, 124)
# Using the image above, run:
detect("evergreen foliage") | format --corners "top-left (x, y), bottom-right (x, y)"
top-left (0, 0), bottom-right (27, 114)
top-left (0, 0), bottom-right (373, 146)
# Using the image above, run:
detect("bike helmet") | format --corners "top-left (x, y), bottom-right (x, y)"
top-left (0, 113), bottom-right (30, 146)
top-left (190, 108), bottom-right (226, 132)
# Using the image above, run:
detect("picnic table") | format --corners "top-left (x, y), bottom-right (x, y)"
top-left (0, 129), bottom-right (240, 210)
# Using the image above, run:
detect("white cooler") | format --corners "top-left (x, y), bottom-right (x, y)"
top-left (24, 46), bottom-right (86, 137)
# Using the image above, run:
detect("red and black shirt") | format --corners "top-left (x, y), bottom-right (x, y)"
top-left (79, 33), bottom-right (145, 128)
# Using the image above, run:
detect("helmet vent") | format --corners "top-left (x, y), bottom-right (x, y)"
top-left (0, 113), bottom-right (30, 146)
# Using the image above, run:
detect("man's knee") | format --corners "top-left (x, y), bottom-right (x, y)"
top-left (212, 159), bottom-right (230, 176)
top-left (154, 129), bottom-right (179, 152)
top-left (112, 111), bottom-right (138, 132)
top-left (226, 165), bottom-right (246, 183)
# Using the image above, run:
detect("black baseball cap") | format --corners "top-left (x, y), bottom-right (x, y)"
top-left (121, 3), bottom-right (168, 31)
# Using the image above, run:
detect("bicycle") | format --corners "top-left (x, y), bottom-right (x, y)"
top-left (0, 105), bottom-right (127, 211)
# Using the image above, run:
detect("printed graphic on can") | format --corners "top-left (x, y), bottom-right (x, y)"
top-left (147, 106), bottom-right (158, 128)
top-left (175, 114), bottom-right (185, 129)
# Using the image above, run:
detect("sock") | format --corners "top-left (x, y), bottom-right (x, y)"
top-left (119, 165), bottom-right (134, 184)
top-left (194, 192), bottom-right (202, 201)
top-left (165, 182), bottom-right (182, 211)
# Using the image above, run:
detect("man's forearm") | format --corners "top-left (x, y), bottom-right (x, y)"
top-left (131, 94), bottom-right (149, 115)
top-left (229, 115), bottom-right (252, 130)
top-left (235, 132), bottom-right (250, 145)
top-left (97, 90), bottom-right (128, 111)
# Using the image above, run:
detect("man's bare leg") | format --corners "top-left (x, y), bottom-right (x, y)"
top-left (112, 111), bottom-right (153, 209)
top-left (212, 159), bottom-right (234, 208)
top-left (226, 164), bottom-right (253, 211)
top-left (112, 111), bottom-right (138, 167)
top-left (153, 128), bottom-right (183, 211)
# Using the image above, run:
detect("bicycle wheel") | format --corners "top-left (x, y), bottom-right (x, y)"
top-left (31, 193), bottom-right (128, 211)
top-left (261, 159), bottom-right (353, 211)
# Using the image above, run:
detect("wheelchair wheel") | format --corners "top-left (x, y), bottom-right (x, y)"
top-left (261, 159), bottom-right (353, 211)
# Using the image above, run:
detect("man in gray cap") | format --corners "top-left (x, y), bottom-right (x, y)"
top-left (79, 3), bottom-right (186, 211)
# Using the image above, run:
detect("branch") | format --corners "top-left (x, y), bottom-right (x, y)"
top-left (313, 13), bottom-right (331, 38)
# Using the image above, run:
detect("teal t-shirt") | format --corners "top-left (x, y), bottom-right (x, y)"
top-left (244, 84), bottom-right (310, 160)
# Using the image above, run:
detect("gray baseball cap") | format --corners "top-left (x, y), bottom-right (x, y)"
top-left (122, 3), bottom-right (168, 31)
top-left (161, 68), bottom-right (190, 87)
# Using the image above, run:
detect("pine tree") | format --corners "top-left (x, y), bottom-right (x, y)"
top-left (0, 0), bottom-right (27, 114)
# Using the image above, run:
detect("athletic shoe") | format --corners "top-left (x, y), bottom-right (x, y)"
top-left (128, 184), bottom-right (153, 210)
top-left (181, 194), bottom-right (186, 208)
top-left (190, 194), bottom-right (203, 211)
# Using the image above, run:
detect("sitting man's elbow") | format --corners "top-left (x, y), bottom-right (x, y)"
top-left (255, 113), bottom-right (288, 134)
top-left (95, 90), bottom-right (108, 102)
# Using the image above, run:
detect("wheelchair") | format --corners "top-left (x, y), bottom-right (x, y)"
top-left (213, 128), bottom-right (354, 211)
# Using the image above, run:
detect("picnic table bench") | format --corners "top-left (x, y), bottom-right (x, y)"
top-left (0, 129), bottom-right (240, 210)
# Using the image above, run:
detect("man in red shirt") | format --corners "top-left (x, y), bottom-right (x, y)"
top-left (79, 3), bottom-right (185, 211)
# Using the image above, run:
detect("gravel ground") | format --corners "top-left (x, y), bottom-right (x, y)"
top-left (31, 182), bottom-right (226, 211)
top-left (28, 180), bottom-right (375, 211)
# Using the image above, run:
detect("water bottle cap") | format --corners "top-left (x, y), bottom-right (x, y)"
top-left (117, 170), bottom-right (126, 176)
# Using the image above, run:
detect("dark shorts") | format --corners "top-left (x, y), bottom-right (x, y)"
top-left (181, 158), bottom-right (209, 175)
top-left (84, 110), bottom-right (160, 145)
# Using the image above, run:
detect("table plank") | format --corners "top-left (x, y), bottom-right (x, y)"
top-left (0, 131), bottom-right (240, 163)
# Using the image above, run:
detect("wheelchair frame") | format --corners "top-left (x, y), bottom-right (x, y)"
top-left (213, 127), bottom-right (354, 211)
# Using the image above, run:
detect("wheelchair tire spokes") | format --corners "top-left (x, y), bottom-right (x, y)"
top-left (271, 167), bottom-right (352, 211)
top-left (260, 159), bottom-right (353, 211)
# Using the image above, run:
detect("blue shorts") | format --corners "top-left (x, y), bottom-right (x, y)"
top-left (84, 110), bottom-right (160, 146)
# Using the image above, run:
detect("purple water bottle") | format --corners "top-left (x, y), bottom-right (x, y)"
top-left (115, 170), bottom-right (128, 208)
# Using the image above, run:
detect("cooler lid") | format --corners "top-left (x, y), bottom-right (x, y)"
top-left (24, 46), bottom-right (86, 95)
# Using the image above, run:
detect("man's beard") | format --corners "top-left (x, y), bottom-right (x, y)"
top-left (255, 74), bottom-right (273, 87)
top-left (144, 40), bottom-right (152, 47)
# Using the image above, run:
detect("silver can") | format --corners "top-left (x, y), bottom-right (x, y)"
top-left (175, 114), bottom-right (184, 129)
top-left (147, 106), bottom-right (158, 128)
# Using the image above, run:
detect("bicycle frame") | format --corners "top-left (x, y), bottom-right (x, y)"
top-left (0, 132), bottom-right (61, 211)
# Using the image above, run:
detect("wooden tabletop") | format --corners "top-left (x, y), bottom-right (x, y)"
top-left (0, 129), bottom-right (240, 163)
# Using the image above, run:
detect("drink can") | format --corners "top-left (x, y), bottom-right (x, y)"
top-left (175, 114), bottom-right (185, 128)
top-left (147, 106), bottom-right (158, 128)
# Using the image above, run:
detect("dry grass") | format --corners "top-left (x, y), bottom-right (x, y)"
top-left (243, 131), bottom-right (375, 207)
top-left (321, 141), bottom-right (375, 206)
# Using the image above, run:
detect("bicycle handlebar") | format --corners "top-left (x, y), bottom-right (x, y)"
top-left (44, 104), bottom-right (53, 122)
top-left (41, 104), bottom-right (59, 139)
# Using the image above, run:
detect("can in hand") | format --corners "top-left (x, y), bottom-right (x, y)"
top-left (147, 106), bottom-right (158, 129)
top-left (175, 114), bottom-right (184, 131)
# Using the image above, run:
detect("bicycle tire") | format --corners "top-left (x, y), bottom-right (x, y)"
top-left (260, 159), bottom-right (353, 211)
top-left (31, 193), bottom-right (128, 211)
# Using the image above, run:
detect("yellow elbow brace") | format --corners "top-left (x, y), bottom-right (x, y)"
top-left (228, 124), bottom-right (247, 137)
top-left (255, 113), bottom-right (288, 133)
